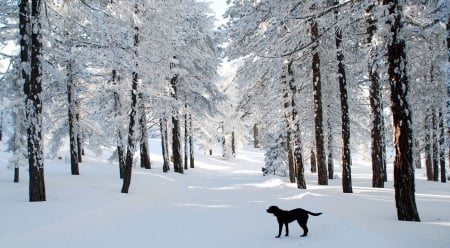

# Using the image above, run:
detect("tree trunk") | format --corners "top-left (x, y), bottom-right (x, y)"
top-left (253, 124), bottom-right (260, 148)
top-left (67, 60), bottom-right (80, 175)
top-left (283, 60), bottom-right (295, 183)
top-left (231, 130), bottom-right (236, 158)
top-left (0, 111), bottom-right (3, 141)
top-left (367, 3), bottom-right (386, 188)
top-left (424, 109), bottom-right (433, 180)
top-left (121, 71), bottom-right (138, 193)
top-left (112, 70), bottom-right (125, 178)
top-left (432, 108), bottom-right (439, 181)
top-left (310, 149), bottom-right (317, 173)
top-left (295, 123), bottom-right (306, 189)
top-left (139, 93), bottom-right (151, 169)
top-left (170, 55), bottom-right (183, 174)
top-left (184, 111), bottom-right (189, 170)
top-left (334, 4), bottom-right (352, 193)
top-left (438, 109), bottom-right (446, 183)
top-left (26, 0), bottom-right (46, 202)
top-left (413, 139), bottom-right (421, 169)
top-left (121, 4), bottom-right (140, 193)
top-left (384, 0), bottom-right (420, 221)
top-left (160, 118), bottom-right (170, 172)
top-left (172, 116), bottom-right (183, 173)
top-left (189, 114), bottom-right (195, 169)
top-left (311, 18), bottom-right (328, 185)
top-left (326, 116), bottom-right (334, 180)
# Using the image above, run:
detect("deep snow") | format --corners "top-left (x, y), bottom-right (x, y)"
top-left (0, 139), bottom-right (449, 248)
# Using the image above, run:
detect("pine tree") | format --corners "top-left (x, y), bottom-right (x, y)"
top-left (23, 0), bottom-right (46, 202)
top-left (383, 0), bottom-right (420, 221)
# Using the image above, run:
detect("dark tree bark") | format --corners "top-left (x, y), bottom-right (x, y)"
top-left (310, 149), bottom-right (317, 173)
top-left (424, 109), bottom-right (433, 180)
top-left (334, 4), bottom-right (352, 193)
top-left (160, 118), bottom-right (170, 172)
top-left (326, 114), bottom-right (334, 180)
top-left (67, 60), bottom-right (79, 175)
top-left (25, 0), bottom-right (46, 202)
top-left (231, 130), bottom-right (236, 158)
top-left (432, 108), bottom-right (439, 181)
top-left (367, 3), bottom-right (386, 188)
top-left (0, 111), bottom-right (3, 141)
top-left (438, 109), bottom-right (446, 183)
top-left (170, 57), bottom-right (183, 174)
top-left (112, 70), bottom-right (125, 178)
top-left (294, 122), bottom-right (306, 189)
top-left (283, 61), bottom-right (295, 183)
top-left (139, 93), bottom-right (151, 169)
top-left (184, 111), bottom-right (189, 170)
top-left (189, 114), bottom-right (195, 169)
top-left (413, 139), bottom-right (421, 169)
top-left (253, 124), bottom-right (260, 148)
top-left (121, 4), bottom-right (140, 193)
top-left (76, 110), bottom-right (83, 162)
top-left (384, 0), bottom-right (420, 221)
top-left (311, 18), bottom-right (328, 185)
top-left (121, 71), bottom-right (138, 193)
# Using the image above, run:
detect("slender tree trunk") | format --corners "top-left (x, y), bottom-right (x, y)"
top-left (432, 108), bottom-right (439, 181)
top-left (231, 130), bottom-right (236, 158)
top-left (384, 0), bottom-right (420, 221)
top-left (310, 149), bottom-right (317, 173)
top-left (172, 116), bottom-right (183, 173)
top-left (283, 60), bottom-right (295, 183)
top-left (67, 60), bottom-right (79, 175)
top-left (26, 0), bottom-right (46, 202)
top-left (253, 124), bottom-right (260, 148)
top-left (334, 4), bottom-right (352, 192)
top-left (0, 111), bottom-right (3, 141)
top-left (424, 109), bottom-right (433, 180)
top-left (76, 111), bottom-right (83, 162)
top-left (189, 114), bottom-right (195, 169)
top-left (413, 139), bottom-right (421, 169)
top-left (121, 71), bottom-right (138, 193)
top-left (326, 115), bottom-right (334, 180)
top-left (112, 70), bottom-right (125, 178)
top-left (295, 123), bottom-right (306, 189)
top-left (438, 109), bottom-right (446, 183)
top-left (121, 4), bottom-right (140, 193)
top-left (367, 3), bottom-right (386, 188)
top-left (311, 18), bottom-right (327, 185)
top-left (170, 55), bottom-right (183, 173)
top-left (139, 93), bottom-right (151, 169)
top-left (184, 111), bottom-right (189, 170)
top-left (160, 118), bottom-right (170, 172)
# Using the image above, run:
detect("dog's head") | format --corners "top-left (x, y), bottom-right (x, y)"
top-left (266, 205), bottom-right (280, 215)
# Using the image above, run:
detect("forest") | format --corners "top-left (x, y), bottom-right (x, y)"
top-left (0, 0), bottom-right (449, 223)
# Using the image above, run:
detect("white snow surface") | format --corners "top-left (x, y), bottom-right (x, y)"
top-left (1, 139), bottom-right (449, 248)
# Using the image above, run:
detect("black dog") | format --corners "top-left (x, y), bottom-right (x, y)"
top-left (266, 205), bottom-right (322, 238)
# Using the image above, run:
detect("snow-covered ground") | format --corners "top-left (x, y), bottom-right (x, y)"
top-left (0, 139), bottom-right (449, 248)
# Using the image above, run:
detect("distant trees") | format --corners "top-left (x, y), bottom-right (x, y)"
top-left (224, 0), bottom-right (448, 220)
top-left (0, 0), bottom-right (223, 195)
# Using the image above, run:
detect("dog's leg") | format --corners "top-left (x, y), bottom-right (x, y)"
top-left (285, 223), bottom-right (289, 236)
top-left (298, 219), bottom-right (308, 237)
top-left (276, 221), bottom-right (283, 238)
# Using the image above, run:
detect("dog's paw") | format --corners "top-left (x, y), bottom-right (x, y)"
top-left (275, 236), bottom-right (280, 238)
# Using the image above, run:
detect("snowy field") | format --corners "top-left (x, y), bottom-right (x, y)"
top-left (1, 139), bottom-right (449, 248)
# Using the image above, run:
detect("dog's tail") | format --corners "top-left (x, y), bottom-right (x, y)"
top-left (306, 211), bottom-right (322, 216)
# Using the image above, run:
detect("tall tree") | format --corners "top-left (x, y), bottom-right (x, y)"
top-left (22, 0), bottom-right (45, 202)
top-left (311, 12), bottom-right (328, 185)
top-left (333, 0), bottom-right (352, 193)
top-left (383, 0), bottom-right (420, 221)
top-left (367, 2), bottom-right (386, 187)
top-left (121, 3), bottom-right (140, 193)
